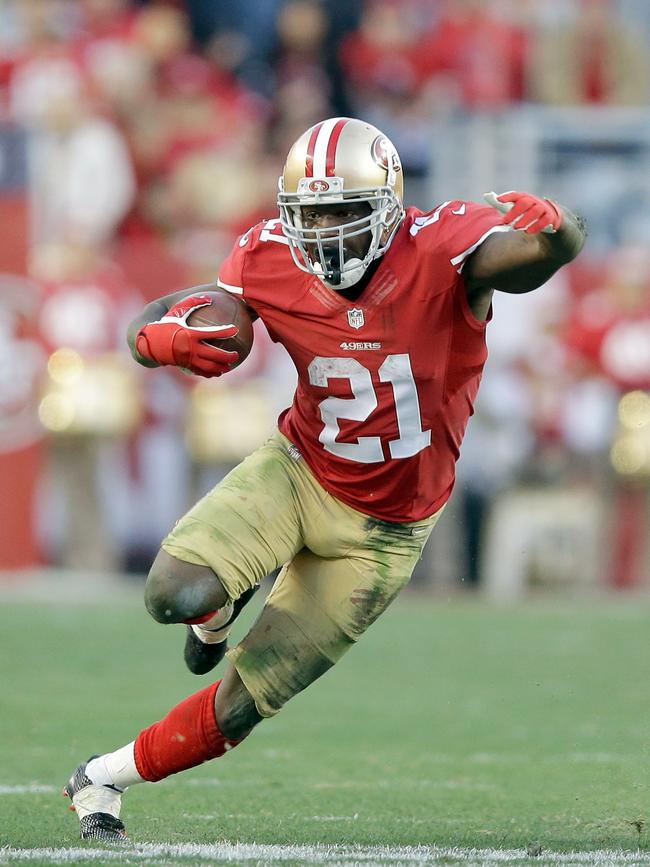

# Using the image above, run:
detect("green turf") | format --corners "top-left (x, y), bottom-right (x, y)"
top-left (0, 585), bottom-right (648, 864)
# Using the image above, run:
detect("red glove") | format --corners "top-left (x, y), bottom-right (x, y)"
top-left (483, 191), bottom-right (563, 234)
top-left (136, 294), bottom-right (239, 378)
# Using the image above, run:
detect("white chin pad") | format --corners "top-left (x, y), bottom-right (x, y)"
top-left (315, 257), bottom-right (366, 290)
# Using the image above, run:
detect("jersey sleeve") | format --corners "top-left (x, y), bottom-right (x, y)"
top-left (216, 225), bottom-right (257, 300)
top-left (413, 200), bottom-right (512, 274)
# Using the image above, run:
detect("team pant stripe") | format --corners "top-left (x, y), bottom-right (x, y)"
top-left (305, 122), bottom-right (324, 177)
top-left (311, 118), bottom-right (344, 178)
top-left (325, 119), bottom-right (348, 176)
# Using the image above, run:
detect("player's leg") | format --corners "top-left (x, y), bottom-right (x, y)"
top-left (66, 497), bottom-right (437, 844)
top-left (65, 496), bottom-right (431, 844)
top-left (64, 433), bottom-right (306, 840)
top-left (141, 433), bottom-right (305, 674)
top-left (213, 663), bottom-right (263, 738)
top-left (64, 671), bottom-right (258, 841)
top-left (227, 468), bottom-right (443, 719)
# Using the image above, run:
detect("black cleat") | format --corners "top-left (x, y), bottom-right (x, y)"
top-left (184, 585), bottom-right (259, 675)
top-left (183, 625), bottom-right (228, 675)
top-left (76, 811), bottom-right (128, 843)
top-left (63, 757), bottom-right (128, 842)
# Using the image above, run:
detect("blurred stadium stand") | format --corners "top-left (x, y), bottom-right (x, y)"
top-left (0, 0), bottom-right (648, 592)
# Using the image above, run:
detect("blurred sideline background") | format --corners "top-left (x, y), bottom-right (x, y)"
top-left (0, 0), bottom-right (648, 599)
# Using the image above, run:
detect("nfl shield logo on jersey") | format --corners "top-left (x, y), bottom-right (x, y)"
top-left (347, 308), bottom-right (365, 329)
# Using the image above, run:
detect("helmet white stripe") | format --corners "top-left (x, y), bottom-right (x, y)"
top-left (311, 117), bottom-right (342, 177)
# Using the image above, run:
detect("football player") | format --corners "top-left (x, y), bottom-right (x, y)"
top-left (64, 117), bottom-right (586, 840)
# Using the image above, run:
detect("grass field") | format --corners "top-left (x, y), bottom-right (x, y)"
top-left (0, 576), bottom-right (649, 866)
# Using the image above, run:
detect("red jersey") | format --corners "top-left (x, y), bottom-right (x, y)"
top-left (217, 202), bottom-right (507, 521)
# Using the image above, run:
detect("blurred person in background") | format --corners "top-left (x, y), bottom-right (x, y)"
top-left (7, 23), bottom-right (140, 571)
top-left (421, 264), bottom-right (578, 592)
top-left (268, 0), bottom-right (338, 155)
top-left (72, 0), bottom-right (152, 127)
top-left (565, 245), bottom-right (650, 399)
top-left (528, 0), bottom-right (650, 105)
top-left (62, 116), bottom-right (585, 840)
top-left (9, 58), bottom-right (135, 247)
top-left (417, 0), bottom-right (528, 110)
top-left (0, 0), bottom-right (79, 122)
top-left (184, 0), bottom-right (284, 98)
top-left (564, 245), bottom-right (650, 588)
top-left (339, 0), bottom-right (428, 107)
top-left (113, 4), bottom-right (273, 281)
top-left (265, 0), bottom-right (362, 162)
top-left (184, 0), bottom-right (357, 118)
top-left (32, 241), bottom-right (143, 572)
top-left (0, 276), bottom-right (46, 570)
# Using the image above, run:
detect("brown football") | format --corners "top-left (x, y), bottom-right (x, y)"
top-left (186, 290), bottom-right (254, 368)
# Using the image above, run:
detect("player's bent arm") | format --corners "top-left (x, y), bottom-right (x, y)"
top-left (464, 200), bottom-right (587, 321)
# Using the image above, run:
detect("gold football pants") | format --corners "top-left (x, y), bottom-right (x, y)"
top-left (162, 431), bottom-right (441, 717)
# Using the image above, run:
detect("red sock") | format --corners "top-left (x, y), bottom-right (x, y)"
top-left (134, 680), bottom-right (239, 782)
top-left (183, 610), bottom-right (218, 625)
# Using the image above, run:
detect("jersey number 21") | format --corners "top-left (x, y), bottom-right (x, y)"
top-left (308, 354), bottom-right (430, 464)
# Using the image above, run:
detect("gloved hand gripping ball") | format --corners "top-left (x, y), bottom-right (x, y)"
top-left (136, 293), bottom-right (253, 378)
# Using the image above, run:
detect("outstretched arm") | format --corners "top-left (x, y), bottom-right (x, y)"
top-left (464, 191), bottom-right (587, 320)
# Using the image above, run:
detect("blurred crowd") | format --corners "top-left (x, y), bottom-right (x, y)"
top-left (0, 0), bottom-right (648, 591)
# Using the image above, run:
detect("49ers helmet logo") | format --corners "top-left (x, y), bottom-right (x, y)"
top-left (371, 135), bottom-right (401, 174)
top-left (309, 179), bottom-right (330, 192)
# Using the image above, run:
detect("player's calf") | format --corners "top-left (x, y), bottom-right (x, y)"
top-left (214, 665), bottom-right (263, 740)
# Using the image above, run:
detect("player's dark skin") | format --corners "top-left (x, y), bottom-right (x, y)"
top-left (129, 198), bottom-right (586, 741)
top-left (300, 201), bottom-right (375, 297)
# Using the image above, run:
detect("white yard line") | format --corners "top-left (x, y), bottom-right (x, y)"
top-left (0, 785), bottom-right (57, 795)
top-left (1, 843), bottom-right (649, 866)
